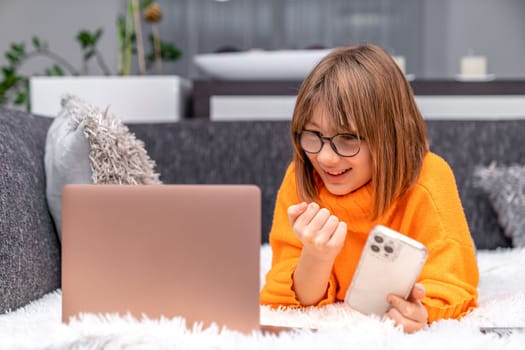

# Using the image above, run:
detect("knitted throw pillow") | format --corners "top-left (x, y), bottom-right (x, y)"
top-left (45, 95), bottom-right (161, 241)
top-left (474, 164), bottom-right (525, 247)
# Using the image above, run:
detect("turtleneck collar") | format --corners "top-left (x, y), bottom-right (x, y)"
top-left (317, 181), bottom-right (375, 233)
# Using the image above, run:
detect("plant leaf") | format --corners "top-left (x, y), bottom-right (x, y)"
top-left (2, 74), bottom-right (21, 89)
top-left (146, 52), bottom-right (155, 65)
top-left (2, 66), bottom-right (15, 77)
top-left (160, 41), bottom-right (182, 61)
top-left (53, 64), bottom-right (65, 76)
top-left (84, 50), bottom-right (95, 60)
top-left (6, 52), bottom-right (19, 65)
top-left (117, 16), bottom-right (126, 35)
top-left (93, 28), bottom-right (103, 44)
top-left (140, 0), bottom-right (154, 10)
top-left (14, 91), bottom-right (28, 105)
top-left (32, 36), bottom-right (41, 49)
top-left (11, 43), bottom-right (25, 55)
top-left (77, 31), bottom-right (94, 48)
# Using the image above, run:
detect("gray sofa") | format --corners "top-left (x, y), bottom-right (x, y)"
top-left (1, 107), bottom-right (524, 315)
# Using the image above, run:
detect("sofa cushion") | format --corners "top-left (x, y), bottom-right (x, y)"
top-left (426, 120), bottom-right (524, 250)
top-left (128, 120), bottom-right (294, 244)
top-left (474, 164), bottom-right (525, 247)
top-left (130, 119), bottom-right (524, 250)
top-left (45, 95), bottom-right (161, 241)
top-left (0, 108), bottom-right (61, 314)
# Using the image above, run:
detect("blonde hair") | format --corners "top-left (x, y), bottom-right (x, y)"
top-left (291, 44), bottom-right (428, 220)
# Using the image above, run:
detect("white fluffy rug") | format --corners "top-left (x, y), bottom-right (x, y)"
top-left (1, 245), bottom-right (524, 350)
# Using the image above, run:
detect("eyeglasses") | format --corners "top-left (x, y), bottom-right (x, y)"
top-left (298, 130), bottom-right (362, 157)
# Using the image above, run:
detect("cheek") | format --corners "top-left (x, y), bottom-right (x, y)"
top-left (306, 153), bottom-right (325, 175)
top-left (305, 153), bottom-right (317, 167)
top-left (358, 147), bottom-right (373, 177)
top-left (363, 160), bottom-right (373, 181)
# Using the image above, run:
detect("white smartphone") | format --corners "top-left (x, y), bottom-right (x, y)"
top-left (344, 225), bottom-right (428, 316)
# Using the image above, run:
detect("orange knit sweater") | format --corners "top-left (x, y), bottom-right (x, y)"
top-left (260, 152), bottom-right (479, 323)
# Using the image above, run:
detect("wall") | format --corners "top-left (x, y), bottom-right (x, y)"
top-left (1, 0), bottom-right (524, 80)
top-left (445, 0), bottom-right (525, 78)
top-left (0, 0), bottom-right (123, 75)
top-left (423, 0), bottom-right (525, 78)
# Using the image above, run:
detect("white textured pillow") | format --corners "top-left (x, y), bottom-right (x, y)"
top-left (475, 164), bottom-right (525, 248)
top-left (45, 95), bottom-right (161, 241)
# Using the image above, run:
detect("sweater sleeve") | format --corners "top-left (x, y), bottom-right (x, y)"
top-left (260, 164), bottom-right (338, 307)
top-left (420, 238), bottom-right (479, 322)
top-left (405, 154), bottom-right (479, 323)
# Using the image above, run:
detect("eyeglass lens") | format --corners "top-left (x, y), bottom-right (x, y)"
top-left (299, 131), bottom-right (360, 157)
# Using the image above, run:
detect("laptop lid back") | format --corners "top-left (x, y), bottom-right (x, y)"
top-left (61, 184), bottom-right (261, 333)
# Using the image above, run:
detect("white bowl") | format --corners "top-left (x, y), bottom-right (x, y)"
top-left (193, 49), bottom-right (333, 81)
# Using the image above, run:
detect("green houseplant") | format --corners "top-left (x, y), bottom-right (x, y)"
top-left (0, 0), bottom-right (181, 112)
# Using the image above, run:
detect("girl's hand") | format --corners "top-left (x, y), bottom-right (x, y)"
top-left (385, 283), bottom-right (428, 333)
top-left (289, 202), bottom-right (347, 305)
top-left (288, 202), bottom-right (347, 261)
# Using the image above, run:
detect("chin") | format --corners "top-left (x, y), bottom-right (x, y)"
top-left (325, 180), bottom-right (369, 196)
top-left (325, 185), bottom-right (354, 196)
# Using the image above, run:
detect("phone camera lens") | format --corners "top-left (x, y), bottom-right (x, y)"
top-left (374, 235), bottom-right (384, 243)
top-left (371, 244), bottom-right (380, 252)
top-left (384, 245), bottom-right (394, 254)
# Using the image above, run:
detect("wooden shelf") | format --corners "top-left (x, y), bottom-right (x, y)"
top-left (192, 80), bottom-right (525, 118)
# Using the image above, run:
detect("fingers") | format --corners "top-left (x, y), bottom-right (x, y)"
top-left (409, 283), bottom-right (426, 301)
top-left (385, 284), bottom-right (428, 333)
top-left (287, 202), bottom-right (308, 223)
top-left (330, 221), bottom-right (347, 248)
top-left (289, 202), bottom-right (324, 243)
top-left (288, 202), bottom-right (347, 249)
top-left (387, 294), bottom-right (426, 322)
top-left (307, 209), bottom-right (333, 244)
top-left (288, 202), bottom-right (319, 229)
top-left (385, 307), bottom-right (426, 334)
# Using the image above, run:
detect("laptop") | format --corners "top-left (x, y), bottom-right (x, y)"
top-left (61, 184), bottom-right (262, 333)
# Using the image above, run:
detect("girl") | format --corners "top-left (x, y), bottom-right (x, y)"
top-left (260, 44), bottom-right (479, 333)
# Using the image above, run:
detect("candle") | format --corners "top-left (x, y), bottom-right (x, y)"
top-left (461, 56), bottom-right (487, 76)
top-left (392, 56), bottom-right (406, 74)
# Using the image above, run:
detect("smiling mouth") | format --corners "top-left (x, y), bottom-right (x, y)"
top-left (325, 168), bottom-right (351, 176)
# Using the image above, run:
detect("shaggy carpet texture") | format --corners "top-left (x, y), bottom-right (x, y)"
top-left (1, 245), bottom-right (524, 350)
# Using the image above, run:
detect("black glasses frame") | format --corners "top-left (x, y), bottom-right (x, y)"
top-left (297, 129), bottom-right (362, 157)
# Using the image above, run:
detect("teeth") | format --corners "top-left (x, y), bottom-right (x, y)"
top-left (327, 168), bottom-right (350, 176)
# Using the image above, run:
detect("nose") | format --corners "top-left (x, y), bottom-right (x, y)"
top-left (316, 140), bottom-right (340, 164)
